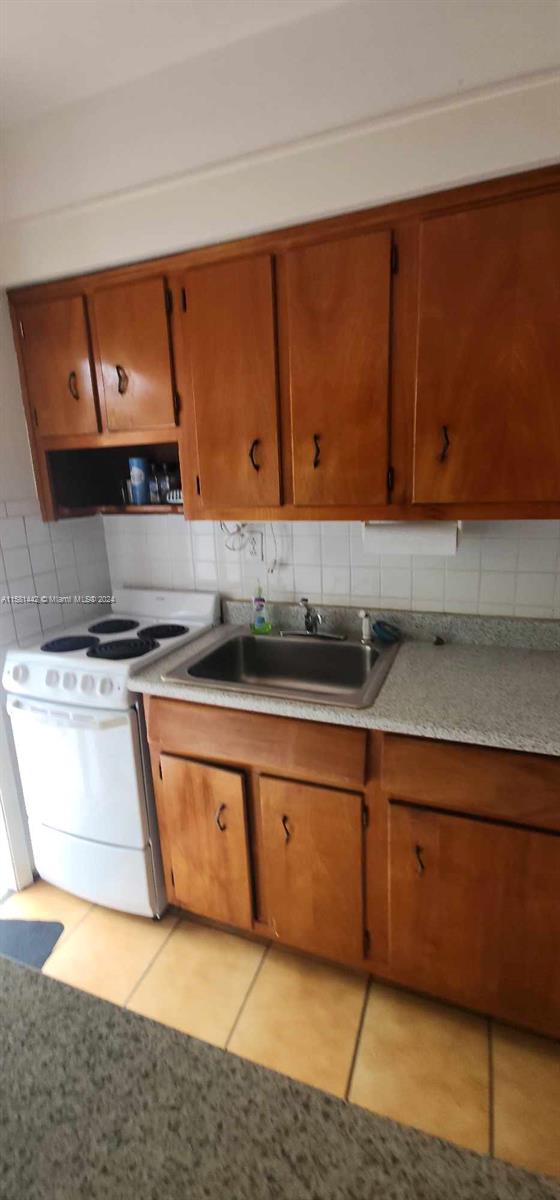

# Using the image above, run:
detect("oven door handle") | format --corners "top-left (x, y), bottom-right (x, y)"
top-left (6, 696), bottom-right (129, 731)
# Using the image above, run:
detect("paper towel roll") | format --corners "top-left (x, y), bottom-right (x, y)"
top-left (361, 521), bottom-right (458, 556)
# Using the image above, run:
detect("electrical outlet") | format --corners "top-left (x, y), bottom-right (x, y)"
top-left (248, 535), bottom-right (258, 558)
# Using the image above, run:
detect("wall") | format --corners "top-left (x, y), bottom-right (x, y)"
top-left (1, 1), bottom-right (558, 285)
top-left (103, 516), bottom-right (560, 621)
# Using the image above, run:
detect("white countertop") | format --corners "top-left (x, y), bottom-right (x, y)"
top-left (131, 638), bottom-right (560, 758)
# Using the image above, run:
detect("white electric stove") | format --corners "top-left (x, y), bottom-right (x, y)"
top-left (2, 588), bottom-right (220, 917)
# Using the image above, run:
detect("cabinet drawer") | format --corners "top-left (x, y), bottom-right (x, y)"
top-left (382, 735), bottom-right (560, 830)
top-left (146, 697), bottom-right (367, 788)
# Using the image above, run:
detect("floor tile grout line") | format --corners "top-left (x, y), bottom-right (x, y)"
top-left (487, 1017), bottom-right (495, 1158)
top-left (123, 916), bottom-right (180, 1009)
top-left (225, 942), bottom-right (270, 1052)
top-left (344, 974), bottom-right (371, 1102)
top-left (41, 902), bottom-right (96, 964)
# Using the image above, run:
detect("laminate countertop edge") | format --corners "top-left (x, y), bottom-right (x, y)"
top-left (130, 641), bottom-right (560, 758)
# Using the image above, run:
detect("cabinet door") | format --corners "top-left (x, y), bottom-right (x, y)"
top-left (413, 191), bottom-right (560, 503)
top-left (389, 804), bottom-right (560, 1036)
top-left (178, 256), bottom-right (281, 507)
top-left (282, 231), bottom-right (391, 505)
top-left (16, 296), bottom-right (98, 436)
top-left (92, 276), bottom-right (176, 431)
top-left (158, 754), bottom-right (253, 929)
top-left (259, 776), bottom-right (364, 962)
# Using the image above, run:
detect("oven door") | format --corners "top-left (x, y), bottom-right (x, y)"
top-left (6, 695), bottom-right (148, 848)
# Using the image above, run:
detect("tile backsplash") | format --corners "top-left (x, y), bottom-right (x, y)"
top-left (0, 501), bottom-right (111, 647)
top-left (103, 516), bottom-right (560, 621)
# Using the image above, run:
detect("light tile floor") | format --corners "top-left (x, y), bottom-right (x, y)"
top-left (2, 882), bottom-right (559, 1179)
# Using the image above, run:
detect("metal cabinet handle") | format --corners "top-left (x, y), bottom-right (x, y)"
top-left (313, 433), bottom-right (321, 468)
top-left (68, 371), bottom-right (79, 401)
top-left (438, 425), bottom-right (450, 463)
top-left (249, 438), bottom-right (261, 472)
top-left (415, 844), bottom-right (425, 875)
top-left (116, 364), bottom-right (129, 395)
top-left (215, 803), bottom-right (227, 832)
top-left (282, 814), bottom-right (291, 844)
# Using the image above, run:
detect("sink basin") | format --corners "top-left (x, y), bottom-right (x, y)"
top-left (163, 628), bottom-right (399, 708)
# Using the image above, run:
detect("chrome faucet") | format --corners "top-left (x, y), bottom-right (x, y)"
top-left (300, 597), bottom-right (323, 636)
top-left (279, 598), bottom-right (346, 641)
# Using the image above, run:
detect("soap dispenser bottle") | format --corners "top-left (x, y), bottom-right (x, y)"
top-left (251, 584), bottom-right (272, 635)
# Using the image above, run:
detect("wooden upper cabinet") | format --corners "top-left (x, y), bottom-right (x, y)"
top-left (389, 803), bottom-right (560, 1037)
top-left (259, 776), bottom-right (364, 963)
top-left (157, 754), bottom-right (253, 930)
top-left (176, 255), bottom-right (281, 507)
top-left (15, 296), bottom-right (98, 437)
top-left (281, 231), bottom-right (392, 506)
top-left (413, 190), bottom-right (560, 504)
top-left (91, 275), bottom-right (176, 432)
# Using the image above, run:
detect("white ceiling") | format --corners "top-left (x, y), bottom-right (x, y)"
top-left (0, 0), bottom-right (347, 127)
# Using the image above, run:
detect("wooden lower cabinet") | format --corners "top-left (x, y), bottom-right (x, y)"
top-left (259, 777), bottom-right (364, 963)
top-left (157, 754), bottom-right (253, 930)
top-left (389, 803), bottom-right (560, 1037)
top-left (147, 697), bottom-right (560, 1037)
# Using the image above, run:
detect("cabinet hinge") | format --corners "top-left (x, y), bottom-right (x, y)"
top-left (158, 760), bottom-right (163, 780)
top-left (33, 406), bottom-right (39, 428)
top-left (391, 243), bottom-right (399, 274)
top-left (181, 287), bottom-right (187, 313)
top-left (195, 475), bottom-right (201, 496)
top-left (387, 466), bottom-right (395, 494)
top-left (363, 929), bottom-right (371, 957)
top-left (173, 391), bottom-right (181, 424)
top-left (362, 803), bottom-right (369, 829)
top-left (18, 319), bottom-right (25, 339)
top-left (165, 288), bottom-right (173, 316)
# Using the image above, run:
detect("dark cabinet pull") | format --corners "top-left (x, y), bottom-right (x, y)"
top-left (438, 425), bottom-right (450, 463)
top-left (68, 371), bottom-right (79, 401)
top-left (415, 844), bottom-right (425, 876)
top-left (116, 364), bottom-right (129, 395)
top-left (215, 803), bottom-right (227, 832)
top-left (282, 814), bottom-right (291, 845)
top-left (313, 433), bottom-right (321, 468)
top-left (249, 438), bottom-right (261, 472)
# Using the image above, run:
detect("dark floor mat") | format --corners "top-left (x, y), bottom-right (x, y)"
top-left (0, 919), bottom-right (63, 968)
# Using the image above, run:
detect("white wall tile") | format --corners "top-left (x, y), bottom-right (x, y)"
top-left (517, 538), bottom-right (559, 573)
top-left (29, 542), bottom-right (55, 575)
top-left (350, 567), bottom-right (381, 598)
top-left (515, 573), bottom-right (556, 607)
top-left (294, 566), bottom-right (321, 597)
top-left (3, 546), bottom-right (32, 580)
top-left (412, 569), bottom-right (445, 602)
top-left (380, 568), bottom-right (411, 601)
top-left (322, 566), bottom-right (350, 596)
top-left (0, 517), bottom-right (26, 550)
top-left (480, 539), bottom-right (519, 572)
top-left (24, 516), bottom-right (51, 546)
top-left (293, 535), bottom-right (321, 566)
top-left (479, 572), bottom-right (516, 605)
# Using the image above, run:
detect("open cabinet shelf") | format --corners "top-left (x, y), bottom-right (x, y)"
top-left (46, 441), bottom-right (183, 519)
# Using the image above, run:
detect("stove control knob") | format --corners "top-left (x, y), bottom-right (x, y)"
top-left (46, 669), bottom-right (59, 688)
top-left (62, 672), bottom-right (77, 691)
top-left (98, 677), bottom-right (114, 696)
top-left (12, 664), bottom-right (29, 684)
top-left (80, 674), bottom-right (95, 694)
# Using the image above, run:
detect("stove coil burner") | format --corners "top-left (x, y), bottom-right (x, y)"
top-left (86, 638), bottom-right (159, 661)
top-left (41, 636), bottom-right (99, 652)
top-left (137, 624), bottom-right (188, 639)
top-left (88, 618), bottom-right (140, 634)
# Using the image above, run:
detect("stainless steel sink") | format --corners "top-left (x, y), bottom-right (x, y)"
top-left (162, 626), bottom-right (399, 708)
